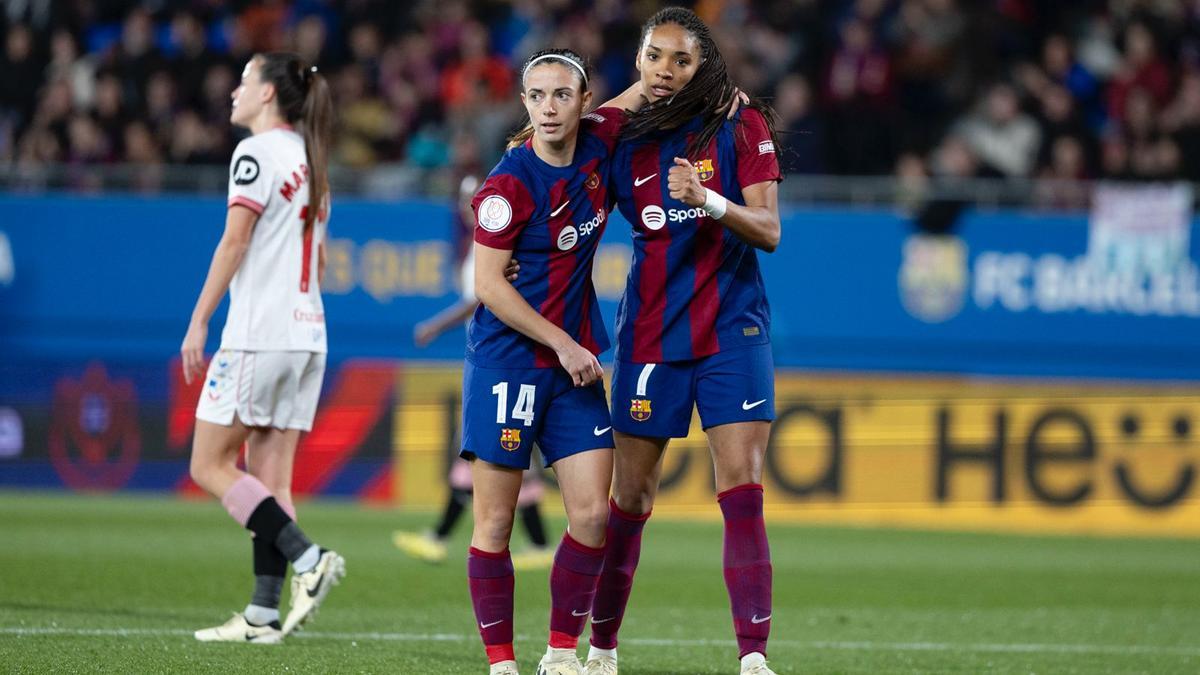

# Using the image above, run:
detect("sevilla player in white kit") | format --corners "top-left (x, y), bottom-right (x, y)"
top-left (182, 52), bottom-right (344, 644)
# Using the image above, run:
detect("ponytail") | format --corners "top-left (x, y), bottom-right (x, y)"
top-left (255, 52), bottom-right (334, 235)
top-left (301, 69), bottom-right (332, 234)
top-left (507, 125), bottom-right (534, 149)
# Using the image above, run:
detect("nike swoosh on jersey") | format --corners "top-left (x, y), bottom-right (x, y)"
top-left (742, 399), bottom-right (767, 410)
top-left (751, 614), bottom-right (771, 624)
top-left (550, 200), bottom-right (570, 217)
top-left (480, 619), bottom-right (504, 629)
top-left (633, 173), bottom-right (657, 187)
top-left (593, 426), bottom-right (612, 436)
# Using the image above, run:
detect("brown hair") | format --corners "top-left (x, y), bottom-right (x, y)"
top-left (256, 52), bottom-right (333, 234)
top-left (506, 48), bottom-right (590, 150)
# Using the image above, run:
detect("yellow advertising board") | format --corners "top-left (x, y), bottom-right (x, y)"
top-left (392, 366), bottom-right (1199, 537)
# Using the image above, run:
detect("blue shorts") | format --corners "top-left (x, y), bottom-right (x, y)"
top-left (461, 361), bottom-right (614, 469)
top-left (611, 343), bottom-right (775, 438)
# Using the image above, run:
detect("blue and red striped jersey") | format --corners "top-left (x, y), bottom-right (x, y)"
top-left (467, 107), bottom-right (624, 368)
top-left (611, 107), bottom-right (782, 363)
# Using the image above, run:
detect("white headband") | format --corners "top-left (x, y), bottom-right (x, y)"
top-left (522, 54), bottom-right (588, 87)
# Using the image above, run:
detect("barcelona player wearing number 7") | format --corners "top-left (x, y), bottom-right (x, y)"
top-left (584, 8), bottom-right (784, 675)
top-left (462, 49), bottom-right (646, 675)
top-left (181, 53), bottom-right (344, 644)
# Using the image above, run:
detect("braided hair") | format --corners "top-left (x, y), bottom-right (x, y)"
top-left (622, 7), bottom-right (779, 160)
top-left (506, 48), bottom-right (591, 150)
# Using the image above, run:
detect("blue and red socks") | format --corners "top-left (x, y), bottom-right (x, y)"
top-left (588, 498), bottom-right (651, 650)
top-left (718, 483), bottom-right (773, 659)
top-left (548, 532), bottom-right (605, 649)
top-left (468, 546), bottom-right (515, 665)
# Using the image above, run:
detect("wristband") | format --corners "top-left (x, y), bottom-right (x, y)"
top-left (702, 188), bottom-right (728, 219)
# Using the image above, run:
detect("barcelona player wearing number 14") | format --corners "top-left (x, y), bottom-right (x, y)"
top-left (459, 49), bottom-right (647, 675)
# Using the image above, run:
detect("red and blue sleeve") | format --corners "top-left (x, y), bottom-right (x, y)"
top-left (472, 173), bottom-right (535, 250)
top-left (581, 106), bottom-right (626, 152)
top-left (734, 108), bottom-right (782, 189)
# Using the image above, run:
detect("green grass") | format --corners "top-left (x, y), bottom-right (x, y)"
top-left (0, 491), bottom-right (1197, 674)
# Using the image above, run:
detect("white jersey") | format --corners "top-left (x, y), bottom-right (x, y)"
top-left (221, 127), bottom-right (328, 353)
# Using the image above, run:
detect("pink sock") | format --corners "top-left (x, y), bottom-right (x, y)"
top-left (548, 532), bottom-right (605, 648)
top-left (220, 474), bottom-right (271, 527)
top-left (468, 546), bottom-right (515, 664)
top-left (718, 483), bottom-right (772, 658)
top-left (589, 499), bottom-right (651, 650)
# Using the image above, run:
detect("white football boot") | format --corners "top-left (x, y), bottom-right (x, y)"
top-left (740, 652), bottom-right (778, 674)
top-left (582, 654), bottom-right (618, 674)
top-left (536, 646), bottom-right (584, 674)
top-left (194, 612), bottom-right (282, 644)
top-left (490, 660), bottom-right (520, 675)
top-left (282, 549), bottom-right (346, 635)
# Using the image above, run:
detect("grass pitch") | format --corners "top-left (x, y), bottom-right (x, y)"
top-left (0, 491), bottom-right (1197, 674)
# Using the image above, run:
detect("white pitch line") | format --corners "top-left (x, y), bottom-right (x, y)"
top-left (1, 627), bottom-right (1197, 658)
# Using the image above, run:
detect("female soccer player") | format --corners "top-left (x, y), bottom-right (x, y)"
top-left (396, 179), bottom-right (554, 570)
top-left (462, 48), bottom-right (642, 675)
top-left (585, 8), bottom-right (783, 675)
top-left (182, 52), bottom-right (344, 644)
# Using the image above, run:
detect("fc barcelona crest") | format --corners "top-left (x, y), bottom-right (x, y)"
top-left (585, 171), bottom-right (600, 190)
top-left (630, 398), bottom-right (652, 422)
top-left (695, 159), bottom-right (715, 182)
top-left (500, 428), bottom-right (521, 451)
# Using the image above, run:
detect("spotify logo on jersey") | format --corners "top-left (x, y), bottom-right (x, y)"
top-left (557, 225), bottom-right (579, 251)
top-left (641, 205), bottom-right (666, 231)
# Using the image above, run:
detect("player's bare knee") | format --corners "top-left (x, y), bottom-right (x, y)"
top-left (474, 509), bottom-right (515, 548)
top-left (188, 453), bottom-right (215, 489)
top-left (568, 501), bottom-right (608, 543)
top-left (612, 485), bottom-right (655, 516)
top-left (716, 461), bottom-right (762, 492)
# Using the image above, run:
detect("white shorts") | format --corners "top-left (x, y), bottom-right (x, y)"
top-left (195, 350), bottom-right (326, 431)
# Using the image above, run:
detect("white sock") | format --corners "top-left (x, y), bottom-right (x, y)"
top-left (587, 645), bottom-right (617, 662)
top-left (243, 603), bottom-right (279, 626)
top-left (741, 652), bottom-right (767, 671)
top-left (292, 544), bottom-right (321, 574)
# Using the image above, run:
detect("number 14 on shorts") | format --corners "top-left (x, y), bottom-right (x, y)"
top-left (492, 381), bottom-right (536, 427)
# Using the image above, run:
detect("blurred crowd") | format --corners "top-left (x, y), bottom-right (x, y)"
top-left (5, 0), bottom-right (1200, 193)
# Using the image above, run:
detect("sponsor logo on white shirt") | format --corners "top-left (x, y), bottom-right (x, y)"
top-left (232, 155), bottom-right (260, 185)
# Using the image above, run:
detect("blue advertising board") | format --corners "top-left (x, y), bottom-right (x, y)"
top-left (2, 195), bottom-right (1199, 380)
